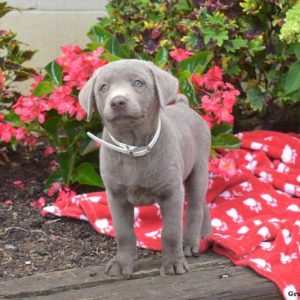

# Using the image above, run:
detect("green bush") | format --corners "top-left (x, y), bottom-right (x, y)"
top-left (88, 0), bottom-right (300, 131)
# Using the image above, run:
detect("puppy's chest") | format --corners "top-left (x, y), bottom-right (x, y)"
top-left (126, 185), bottom-right (159, 206)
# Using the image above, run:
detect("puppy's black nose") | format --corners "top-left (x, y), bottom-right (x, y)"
top-left (110, 96), bottom-right (127, 110)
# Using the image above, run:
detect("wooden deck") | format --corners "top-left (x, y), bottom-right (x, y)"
top-left (0, 251), bottom-right (281, 299)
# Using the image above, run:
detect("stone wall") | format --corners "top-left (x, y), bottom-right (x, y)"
top-left (2, 0), bottom-right (108, 69)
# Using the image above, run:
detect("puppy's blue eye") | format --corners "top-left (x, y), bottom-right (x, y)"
top-left (101, 84), bottom-right (109, 92)
top-left (133, 80), bottom-right (144, 87)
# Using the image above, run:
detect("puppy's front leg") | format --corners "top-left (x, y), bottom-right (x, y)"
top-left (159, 186), bottom-right (189, 275)
top-left (105, 189), bottom-right (136, 277)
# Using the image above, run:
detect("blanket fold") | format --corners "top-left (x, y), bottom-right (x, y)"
top-left (43, 131), bottom-right (300, 300)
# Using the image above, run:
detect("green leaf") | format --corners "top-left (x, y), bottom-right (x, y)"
top-left (45, 61), bottom-right (63, 86)
top-left (212, 133), bottom-right (241, 149)
top-left (179, 51), bottom-right (213, 74)
top-left (44, 168), bottom-right (63, 190)
top-left (176, 0), bottom-right (192, 11)
top-left (284, 61), bottom-right (300, 94)
top-left (178, 70), bottom-right (198, 106)
top-left (293, 43), bottom-right (300, 60)
top-left (104, 36), bottom-right (131, 58)
top-left (246, 86), bottom-right (265, 111)
top-left (76, 162), bottom-right (103, 187)
top-left (57, 151), bottom-right (77, 185)
top-left (88, 24), bottom-right (112, 44)
top-left (134, 53), bottom-right (153, 61)
top-left (101, 50), bottom-right (121, 62)
top-left (211, 123), bottom-right (232, 137)
top-left (4, 113), bottom-right (22, 126)
top-left (32, 79), bottom-right (54, 96)
top-left (155, 47), bottom-right (168, 68)
top-left (42, 116), bottom-right (59, 145)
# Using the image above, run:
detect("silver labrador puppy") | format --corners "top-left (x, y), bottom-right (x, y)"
top-left (79, 59), bottom-right (211, 276)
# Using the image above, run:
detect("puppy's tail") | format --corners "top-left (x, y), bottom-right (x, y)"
top-left (175, 94), bottom-right (189, 105)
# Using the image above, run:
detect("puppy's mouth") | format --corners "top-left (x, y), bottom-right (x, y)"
top-left (106, 114), bottom-right (146, 124)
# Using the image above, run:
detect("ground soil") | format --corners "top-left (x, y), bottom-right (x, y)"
top-left (0, 144), bottom-right (157, 281)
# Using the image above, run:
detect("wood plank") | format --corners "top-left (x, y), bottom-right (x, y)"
top-left (0, 252), bottom-right (281, 299)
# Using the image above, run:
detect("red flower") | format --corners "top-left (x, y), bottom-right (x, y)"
top-left (44, 147), bottom-right (54, 157)
top-left (31, 197), bottom-right (46, 209)
top-left (170, 48), bottom-right (193, 62)
top-left (4, 199), bottom-right (13, 205)
top-left (191, 66), bottom-right (240, 127)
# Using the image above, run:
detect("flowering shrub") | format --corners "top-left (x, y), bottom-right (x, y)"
top-left (0, 3), bottom-right (37, 106)
top-left (1, 1), bottom-right (241, 196)
top-left (0, 2), bottom-right (38, 156)
top-left (92, 0), bottom-right (300, 131)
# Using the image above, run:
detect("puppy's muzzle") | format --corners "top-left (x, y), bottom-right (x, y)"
top-left (110, 96), bottom-right (128, 111)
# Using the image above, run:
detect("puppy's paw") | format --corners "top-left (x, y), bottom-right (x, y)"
top-left (183, 243), bottom-right (199, 257)
top-left (105, 258), bottom-right (134, 278)
top-left (160, 257), bottom-right (189, 275)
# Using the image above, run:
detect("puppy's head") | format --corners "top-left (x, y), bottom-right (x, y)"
top-left (79, 59), bottom-right (178, 128)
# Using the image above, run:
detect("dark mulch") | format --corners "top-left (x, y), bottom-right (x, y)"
top-left (0, 144), bottom-right (157, 281)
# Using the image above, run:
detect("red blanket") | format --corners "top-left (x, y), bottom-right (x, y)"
top-left (43, 131), bottom-right (300, 299)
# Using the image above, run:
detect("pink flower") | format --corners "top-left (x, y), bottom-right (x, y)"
top-left (44, 146), bottom-right (54, 157)
top-left (31, 197), bottom-right (46, 209)
top-left (13, 180), bottom-right (23, 186)
top-left (218, 157), bottom-right (236, 177)
top-left (30, 74), bottom-right (44, 91)
top-left (209, 156), bottom-right (236, 178)
top-left (47, 182), bottom-right (62, 197)
top-left (13, 96), bottom-right (49, 124)
top-left (15, 127), bottom-right (27, 141)
top-left (0, 70), bottom-right (5, 90)
top-left (4, 199), bottom-right (13, 205)
top-left (170, 48), bottom-right (193, 62)
top-left (0, 122), bottom-right (14, 142)
top-left (191, 66), bottom-right (240, 127)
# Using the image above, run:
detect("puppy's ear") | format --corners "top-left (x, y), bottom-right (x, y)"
top-left (79, 72), bottom-right (97, 121)
top-left (148, 62), bottom-right (179, 108)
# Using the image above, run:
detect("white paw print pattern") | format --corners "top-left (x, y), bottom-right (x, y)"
top-left (240, 182), bottom-right (253, 192)
top-left (276, 163), bottom-right (290, 173)
top-left (259, 171), bottom-right (273, 182)
top-left (43, 205), bottom-right (62, 216)
top-left (286, 204), bottom-right (300, 212)
top-left (134, 207), bottom-right (142, 228)
top-left (145, 228), bottom-right (162, 240)
top-left (257, 226), bottom-right (271, 239)
top-left (243, 198), bottom-right (262, 213)
top-left (219, 190), bottom-right (234, 200)
top-left (282, 229), bottom-right (292, 245)
top-left (136, 240), bottom-right (147, 248)
top-left (95, 218), bottom-right (113, 234)
top-left (79, 214), bottom-right (88, 221)
top-left (280, 252), bottom-right (297, 264)
top-left (208, 178), bottom-right (214, 190)
top-left (211, 218), bottom-right (228, 232)
top-left (259, 242), bottom-right (274, 251)
top-left (260, 194), bottom-right (277, 207)
top-left (284, 183), bottom-right (300, 196)
top-left (250, 142), bottom-right (268, 151)
top-left (245, 160), bottom-right (257, 172)
top-left (253, 219), bottom-right (262, 226)
top-left (226, 208), bottom-right (244, 224)
top-left (207, 202), bottom-right (218, 209)
top-left (249, 258), bottom-right (272, 272)
top-left (281, 145), bottom-right (297, 164)
top-left (237, 225), bottom-right (249, 235)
